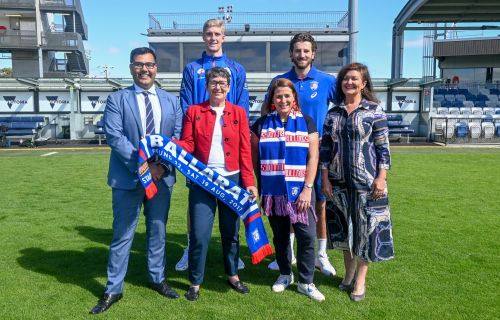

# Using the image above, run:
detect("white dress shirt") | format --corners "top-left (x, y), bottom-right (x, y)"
top-left (134, 84), bottom-right (162, 135)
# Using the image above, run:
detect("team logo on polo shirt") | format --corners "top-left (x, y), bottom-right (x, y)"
top-left (310, 81), bottom-right (319, 91)
top-left (197, 68), bottom-right (205, 75)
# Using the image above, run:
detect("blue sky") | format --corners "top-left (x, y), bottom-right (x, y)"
top-left (84, 0), bottom-right (423, 78)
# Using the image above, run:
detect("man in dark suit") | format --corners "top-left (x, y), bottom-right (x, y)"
top-left (90, 47), bottom-right (183, 315)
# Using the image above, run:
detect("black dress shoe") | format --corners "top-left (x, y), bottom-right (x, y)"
top-left (185, 286), bottom-right (200, 301)
top-left (228, 280), bottom-right (249, 294)
top-left (89, 293), bottom-right (122, 314)
top-left (151, 281), bottom-right (180, 299)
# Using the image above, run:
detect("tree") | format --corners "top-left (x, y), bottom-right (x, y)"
top-left (0, 67), bottom-right (12, 78)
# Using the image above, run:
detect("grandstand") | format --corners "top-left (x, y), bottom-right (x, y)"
top-left (1, 1), bottom-right (500, 145)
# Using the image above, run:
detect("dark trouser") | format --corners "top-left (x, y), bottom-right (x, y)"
top-left (268, 209), bottom-right (317, 284)
top-left (188, 173), bottom-right (241, 285)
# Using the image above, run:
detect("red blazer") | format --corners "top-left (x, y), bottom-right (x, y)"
top-left (175, 101), bottom-right (255, 188)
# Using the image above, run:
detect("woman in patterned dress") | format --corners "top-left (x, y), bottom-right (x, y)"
top-left (320, 63), bottom-right (394, 302)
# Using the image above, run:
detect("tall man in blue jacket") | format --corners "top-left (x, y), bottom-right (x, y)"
top-left (90, 47), bottom-right (183, 315)
top-left (175, 18), bottom-right (249, 271)
top-left (266, 33), bottom-right (337, 277)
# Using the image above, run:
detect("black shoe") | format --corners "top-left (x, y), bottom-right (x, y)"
top-left (151, 280), bottom-right (180, 299)
top-left (228, 280), bottom-right (249, 294)
top-left (185, 286), bottom-right (200, 301)
top-left (89, 293), bottom-right (122, 314)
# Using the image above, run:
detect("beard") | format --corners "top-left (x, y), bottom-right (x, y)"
top-left (291, 56), bottom-right (314, 70)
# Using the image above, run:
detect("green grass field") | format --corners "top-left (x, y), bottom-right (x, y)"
top-left (0, 146), bottom-right (499, 319)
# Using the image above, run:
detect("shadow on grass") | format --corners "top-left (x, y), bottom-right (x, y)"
top-left (16, 225), bottom-right (277, 297)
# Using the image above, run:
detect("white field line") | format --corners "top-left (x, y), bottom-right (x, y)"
top-left (41, 152), bottom-right (58, 157)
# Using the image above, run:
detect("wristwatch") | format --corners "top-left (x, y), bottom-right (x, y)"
top-left (304, 183), bottom-right (313, 189)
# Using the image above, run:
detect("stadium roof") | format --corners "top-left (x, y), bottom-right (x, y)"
top-left (391, 0), bottom-right (500, 79)
top-left (395, 0), bottom-right (500, 25)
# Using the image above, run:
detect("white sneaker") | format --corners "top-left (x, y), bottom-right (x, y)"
top-left (297, 283), bottom-right (325, 301)
top-left (268, 257), bottom-right (296, 271)
top-left (238, 258), bottom-right (245, 270)
top-left (175, 248), bottom-right (189, 271)
top-left (272, 273), bottom-right (294, 292)
top-left (315, 253), bottom-right (336, 276)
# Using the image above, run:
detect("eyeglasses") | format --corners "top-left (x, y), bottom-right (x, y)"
top-left (131, 62), bottom-right (157, 70)
top-left (208, 81), bottom-right (228, 88)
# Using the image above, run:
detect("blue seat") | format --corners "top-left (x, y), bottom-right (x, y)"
top-left (458, 88), bottom-right (470, 95)
top-left (476, 94), bottom-right (489, 101)
top-left (465, 94), bottom-right (476, 101)
top-left (441, 100), bottom-right (452, 108)
top-left (496, 124), bottom-right (500, 137)
top-left (455, 122), bottom-right (469, 138)
top-left (435, 88), bottom-right (447, 95)
top-left (474, 101), bottom-right (486, 108)
top-left (452, 100), bottom-right (464, 108)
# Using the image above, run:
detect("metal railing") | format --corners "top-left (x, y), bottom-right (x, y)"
top-left (0, 0), bottom-right (34, 8)
top-left (149, 11), bottom-right (348, 31)
top-left (0, 30), bottom-right (37, 48)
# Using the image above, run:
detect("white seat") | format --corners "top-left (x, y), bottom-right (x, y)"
top-left (460, 107), bottom-right (471, 115)
top-left (448, 107), bottom-right (460, 116)
top-left (479, 88), bottom-right (489, 95)
top-left (482, 122), bottom-right (495, 139)
top-left (437, 107), bottom-right (448, 115)
top-left (483, 107), bottom-right (495, 115)
top-left (471, 107), bottom-right (483, 116)
top-left (468, 122), bottom-right (481, 139)
top-left (445, 124), bottom-right (455, 139)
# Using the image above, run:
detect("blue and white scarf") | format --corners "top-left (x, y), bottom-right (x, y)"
top-left (259, 111), bottom-right (312, 224)
top-left (137, 135), bottom-right (273, 264)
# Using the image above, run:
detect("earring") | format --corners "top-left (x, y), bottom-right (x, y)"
top-left (271, 104), bottom-right (276, 111)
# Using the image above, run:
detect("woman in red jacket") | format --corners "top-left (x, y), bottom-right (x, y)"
top-left (175, 67), bottom-right (258, 301)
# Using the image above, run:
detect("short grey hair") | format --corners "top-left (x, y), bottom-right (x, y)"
top-left (205, 67), bottom-right (230, 85)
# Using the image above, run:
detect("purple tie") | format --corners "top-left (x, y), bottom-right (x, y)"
top-left (142, 91), bottom-right (155, 135)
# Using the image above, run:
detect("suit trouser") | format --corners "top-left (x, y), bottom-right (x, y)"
top-left (268, 209), bottom-right (317, 284)
top-left (188, 173), bottom-right (240, 285)
top-left (105, 180), bottom-right (172, 294)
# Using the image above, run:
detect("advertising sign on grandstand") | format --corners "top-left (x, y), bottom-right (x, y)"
top-left (392, 92), bottom-right (420, 111)
top-left (0, 92), bottom-right (34, 113)
top-left (80, 92), bottom-right (108, 112)
top-left (249, 94), bottom-right (265, 113)
top-left (39, 92), bottom-right (71, 113)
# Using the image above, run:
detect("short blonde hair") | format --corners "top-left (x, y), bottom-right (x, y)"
top-left (203, 19), bottom-right (225, 34)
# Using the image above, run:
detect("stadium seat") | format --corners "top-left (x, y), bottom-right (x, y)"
top-left (468, 122), bottom-right (481, 139)
top-left (482, 107), bottom-right (495, 115)
top-left (478, 88), bottom-right (490, 96)
top-left (460, 107), bottom-right (471, 115)
top-left (440, 100), bottom-right (452, 108)
top-left (437, 107), bottom-right (448, 115)
top-left (474, 100), bottom-right (486, 108)
top-left (465, 94), bottom-right (476, 101)
top-left (495, 108), bottom-right (500, 115)
top-left (463, 100), bottom-right (474, 108)
top-left (458, 88), bottom-right (470, 95)
top-left (471, 107), bottom-right (483, 116)
top-left (487, 95), bottom-right (498, 102)
top-left (481, 115), bottom-right (495, 139)
top-left (452, 100), bottom-right (464, 108)
top-left (433, 101), bottom-right (441, 109)
top-left (495, 123), bottom-right (500, 137)
top-left (455, 94), bottom-right (466, 101)
top-left (445, 94), bottom-right (455, 102)
top-left (435, 88), bottom-right (447, 95)
top-left (455, 122), bottom-right (469, 138)
top-left (434, 94), bottom-right (445, 101)
top-left (485, 101), bottom-right (497, 109)
top-left (490, 89), bottom-right (500, 95)
top-left (448, 107), bottom-right (460, 116)
top-left (476, 94), bottom-right (489, 101)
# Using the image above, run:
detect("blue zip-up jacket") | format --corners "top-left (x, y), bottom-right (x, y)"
top-left (179, 51), bottom-right (249, 116)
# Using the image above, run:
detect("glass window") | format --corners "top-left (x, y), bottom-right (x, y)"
top-left (314, 42), bottom-right (346, 73)
top-left (224, 42), bottom-right (266, 72)
top-left (493, 68), bottom-right (500, 82)
top-left (270, 42), bottom-right (292, 72)
top-left (182, 43), bottom-right (206, 68)
top-left (150, 43), bottom-right (180, 72)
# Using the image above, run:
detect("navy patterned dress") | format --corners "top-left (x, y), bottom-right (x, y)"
top-left (320, 99), bottom-right (394, 262)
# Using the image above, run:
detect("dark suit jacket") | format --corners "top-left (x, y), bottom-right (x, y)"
top-left (104, 85), bottom-right (183, 190)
